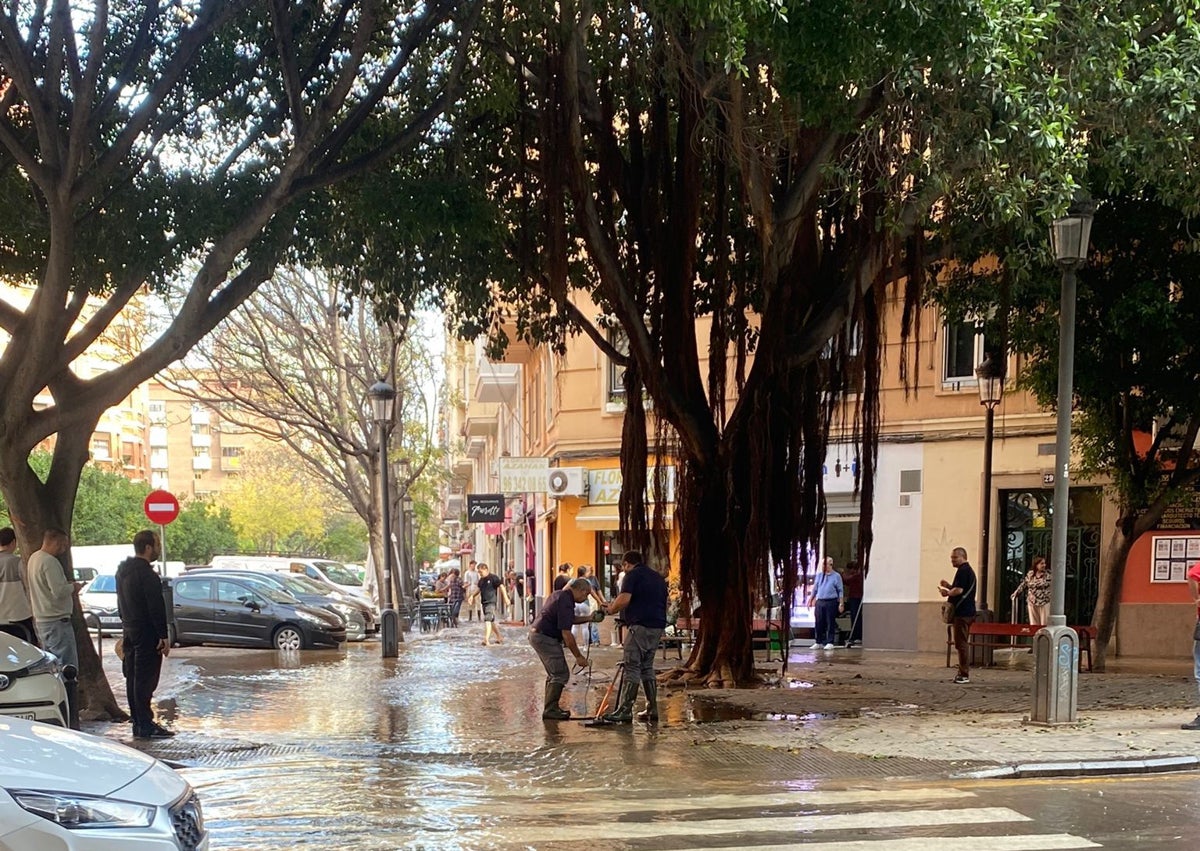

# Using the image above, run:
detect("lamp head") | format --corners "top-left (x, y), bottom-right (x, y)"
top-left (367, 378), bottom-right (395, 424)
top-left (1049, 194), bottom-right (1095, 269)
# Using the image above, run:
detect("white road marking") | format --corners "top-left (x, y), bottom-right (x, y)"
top-left (672, 835), bottom-right (1101, 851)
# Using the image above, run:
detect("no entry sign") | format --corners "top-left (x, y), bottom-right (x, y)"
top-left (143, 490), bottom-right (180, 525)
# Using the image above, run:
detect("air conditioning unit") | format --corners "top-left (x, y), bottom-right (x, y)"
top-left (546, 467), bottom-right (588, 498)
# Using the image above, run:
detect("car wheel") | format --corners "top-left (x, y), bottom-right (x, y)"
top-left (273, 624), bottom-right (304, 651)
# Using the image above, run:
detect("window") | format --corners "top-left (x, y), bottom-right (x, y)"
top-left (221, 446), bottom-right (242, 458)
top-left (173, 579), bottom-right (211, 601)
top-left (607, 328), bottom-right (629, 404)
top-left (943, 319), bottom-right (985, 384)
top-left (216, 580), bottom-right (256, 605)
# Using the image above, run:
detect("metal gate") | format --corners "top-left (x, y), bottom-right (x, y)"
top-left (998, 487), bottom-right (1101, 626)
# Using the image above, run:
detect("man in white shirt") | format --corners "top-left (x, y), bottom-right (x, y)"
top-left (27, 528), bottom-right (78, 669)
top-left (0, 527), bottom-right (35, 644)
top-left (462, 560), bottom-right (480, 622)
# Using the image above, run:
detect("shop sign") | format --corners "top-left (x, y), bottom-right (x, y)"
top-left (587, 466), bottom-right (676, 506)
top-left (498, 457), bottom-right (549, 493)
top-left (466, 494), bottom-right (505, 524)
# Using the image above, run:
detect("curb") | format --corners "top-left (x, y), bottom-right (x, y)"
top-left (957, 754), bottom-right (1200, 780)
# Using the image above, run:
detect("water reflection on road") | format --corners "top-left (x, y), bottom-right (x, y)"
top-left (164, 627), bottom-right (765, 850)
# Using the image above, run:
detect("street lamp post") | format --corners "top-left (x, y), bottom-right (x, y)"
top-left (369, 378), bottom-right (400, 658)
top-left (975, 355), bottom-right (1004, 614)
top-left (1031, 195), bottom-right (1095, 724)
top-left (402, 492), bottom-right (414, 612)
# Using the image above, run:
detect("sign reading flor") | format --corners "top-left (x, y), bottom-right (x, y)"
top-left (466, 494), bottom-right (505, 524)
top-left (497, 457), bottom-right (549, 493)
top-left (587, 466), bottom-right (676, 506)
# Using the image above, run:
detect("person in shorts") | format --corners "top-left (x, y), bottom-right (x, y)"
top-left (477, 562), bottom-right (509, 646)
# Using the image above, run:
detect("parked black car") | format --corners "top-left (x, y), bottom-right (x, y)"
top-left (167, 574), bottom-right (346, 650)
top-left (183, 568), bottom-right (369, 640)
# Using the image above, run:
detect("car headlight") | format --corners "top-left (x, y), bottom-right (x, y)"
top-left (26, 651), bottom-right (62, 677)
top-left (296, 610), bottom-right (325, 625)
top-left (8, 789), bottom-right (155, 828)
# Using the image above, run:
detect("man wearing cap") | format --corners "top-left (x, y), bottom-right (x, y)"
top-left (603, 550), bottom-right (668, 723)
top-left (528, 578), bottom-right (595, 719)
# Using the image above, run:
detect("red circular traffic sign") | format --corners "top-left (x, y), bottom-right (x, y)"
top-left (143, 490), bottom-right (180, 525)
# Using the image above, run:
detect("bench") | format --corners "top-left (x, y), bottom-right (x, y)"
top-left (945, 621), bottom-right (1095, 672)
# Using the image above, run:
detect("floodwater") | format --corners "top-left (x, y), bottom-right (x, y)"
top-left (102, 626), bottom-right (1200, 849)
top-left (150, 627), bottom-right (815, 849)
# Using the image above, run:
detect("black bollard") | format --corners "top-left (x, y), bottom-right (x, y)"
top-left (62, 663), bottom-right (80, 730)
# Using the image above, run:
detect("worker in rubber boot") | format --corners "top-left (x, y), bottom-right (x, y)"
top-left (602, 551), bottom-right (668, 723)
top-left (529, 578), bottom-right (595, 720)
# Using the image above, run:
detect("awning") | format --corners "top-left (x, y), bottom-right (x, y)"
top-left (573, 504), bottom-right (674, 531)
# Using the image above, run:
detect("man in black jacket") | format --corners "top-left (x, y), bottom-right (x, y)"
top-left (116, 530), bottom-right (173, 740)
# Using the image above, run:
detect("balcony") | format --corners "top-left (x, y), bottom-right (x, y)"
top-left (192, 455), bottom-right (212, 471)
top-left (444, 490), bottom-right (465, 518)
top-left (192, 433), bottom-right (212, 448)
top-left (451, 457), bottom-right (473, 486)
top-left (464, 402), bottom-right (500, 437)
top-left (149, 426), bottom-right (168, 447)
top-left (474, 358), bottom-right (520, 403)
top-left (220, 455), bottom-right (241, 472)
top-left (191, 408), bottom-right (211, 425)
top-left (466, 436), bottom-right (486, 459)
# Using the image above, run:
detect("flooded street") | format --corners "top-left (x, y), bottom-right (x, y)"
top-left (94, 626), bottom-right (1200, 850)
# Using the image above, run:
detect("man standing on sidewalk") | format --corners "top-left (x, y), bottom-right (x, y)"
top-left (528, 578), bottom-right (594, 719)
top-left (0, 527), bottom-right (36, 645)
top-left (462, 560), bottom-right (480, 622)
top-left (808, 557), bottom-right (844, 651)
top-left (477, 562), bottom-right (509, 646)
top-left (116, 531), bottom-right (174, 740)
top-left (940, 547), bottom-right (977, 684)
top-left (27, 528), bottom-right (78, 670)
top-left (603, 551), bottom-right (667, 723)
top-left (1182, 559), bottom-right (1200, 730)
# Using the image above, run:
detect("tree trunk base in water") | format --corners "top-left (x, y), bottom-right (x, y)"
top-left (661, 664), bottom-right (755, 688)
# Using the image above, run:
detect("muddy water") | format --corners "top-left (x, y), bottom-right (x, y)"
top-left (154, 627), bottom-right (805, 850)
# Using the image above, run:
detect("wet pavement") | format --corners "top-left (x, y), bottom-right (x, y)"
top-left (81, 626), bottom-right (1200, 849)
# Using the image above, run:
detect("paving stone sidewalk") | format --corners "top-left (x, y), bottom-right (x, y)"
top-left (679, 645), bottom-right (1200, 777)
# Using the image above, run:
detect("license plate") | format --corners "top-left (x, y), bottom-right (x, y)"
top-left (2, 712), bottom-right (37, 720)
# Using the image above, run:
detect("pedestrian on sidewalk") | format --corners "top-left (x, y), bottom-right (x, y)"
top-left (463, 560), bottom-right (480, 622)
top-left (553, 562), bottom-right (572, 591)
top-left (477, 563), bottom-right (509, 646)
top-left (577, 564), bottom-right (605, 645)
top-left (0, 527), bottom-right (37, 646)
top-left (940, 547), bottom-right (977, 684)
top-left (808, 557), bottom-right (844, 651)
top-left (602, 551), bottom-right (667, 723)
top-left (1182, 559), bottom-right (1200, 730)
top-left (1012, 556), bottom-right (1051, 625)
top-left (529, 578), bottom-right (594, 719)
top-left (445, 568), bottom-right (465, 627)
top-left (27, 528), bottom-right (79, 670)
top-left (842, 560), bottom-right (864, 647)
top-left (116, 530), bottom-right (174, 740)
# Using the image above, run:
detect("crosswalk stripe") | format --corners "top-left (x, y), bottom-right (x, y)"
top-left (453, 806), bottom-right (1030, 844)
top-left (476, 788), bottom-right (978, 817)
top-left (672, 835), bottom-right (1101, 851)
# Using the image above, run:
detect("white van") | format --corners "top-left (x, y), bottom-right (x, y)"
top-left (209, 555), bottom-right (377, 613)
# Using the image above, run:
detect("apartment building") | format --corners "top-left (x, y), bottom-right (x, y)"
top-left (442, 293), bottom-right (1197, 658)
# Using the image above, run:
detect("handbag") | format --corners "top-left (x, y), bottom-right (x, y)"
top-left (940, 600), bottom-right (956, 624)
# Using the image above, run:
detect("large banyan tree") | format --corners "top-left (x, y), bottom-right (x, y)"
top-left (454, 1), bottom-right (1195, 686)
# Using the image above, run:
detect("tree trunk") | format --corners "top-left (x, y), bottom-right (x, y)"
top-left (1092, 521), bottom-right (1136, 671)
top-left (1, 424), bottom-right (126, 720)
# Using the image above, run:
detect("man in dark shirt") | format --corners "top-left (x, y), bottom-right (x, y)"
top-left (476, 562), bottom-right (509, 646)
top-left (603, 551), bottom-right (668, 722)
top-left (939, 546), bottom-right (978, 684)
top-left (116, 530), bottom-right (173, 739)
top-left (528, 578), bottom-right (594, 719)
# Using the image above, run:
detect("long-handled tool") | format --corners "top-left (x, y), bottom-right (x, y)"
top-left (583, 660), bottom-right (625, 727)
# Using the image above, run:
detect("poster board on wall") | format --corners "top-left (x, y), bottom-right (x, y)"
top-left (1150, 535), bottom-right (1200, 583)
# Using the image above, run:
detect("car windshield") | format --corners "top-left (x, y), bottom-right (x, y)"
top-left (314, 560), bottom-right (360, 586)
top-left (88, 575), bottom-right (117, 593)
top-left (235, 577), bottom-right (298, 604)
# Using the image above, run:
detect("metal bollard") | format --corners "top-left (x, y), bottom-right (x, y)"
top-left (62, 664), bottom-right (80, 730)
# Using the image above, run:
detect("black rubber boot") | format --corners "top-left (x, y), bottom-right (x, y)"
top-left (542, 682), bottom-right (570, 720)
top-left (601, 681), bottom-right (640, 723)
top-left (635, 679), bottom-right (658, 721)
top-left (1181, 714), bottom-right (1200, 731)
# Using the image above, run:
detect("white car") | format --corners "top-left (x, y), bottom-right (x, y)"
top-left (0, 716), bottom-right (207, 850)
top-left (80, 573), bottom-right (122, 633)
top-left (0, 632), bottom-right (69, 727)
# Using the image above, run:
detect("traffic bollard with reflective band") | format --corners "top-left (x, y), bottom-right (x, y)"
top-left (63, 663), bottom-right (80, 730)
top-left (381, 608), bottom-right (401, 658)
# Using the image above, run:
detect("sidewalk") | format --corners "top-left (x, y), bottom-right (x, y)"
top-left (672, 643), bottom-right (1200, 779)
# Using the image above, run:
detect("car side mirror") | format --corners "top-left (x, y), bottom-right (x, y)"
top-left (244, 600), bottom-right (261, 612)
